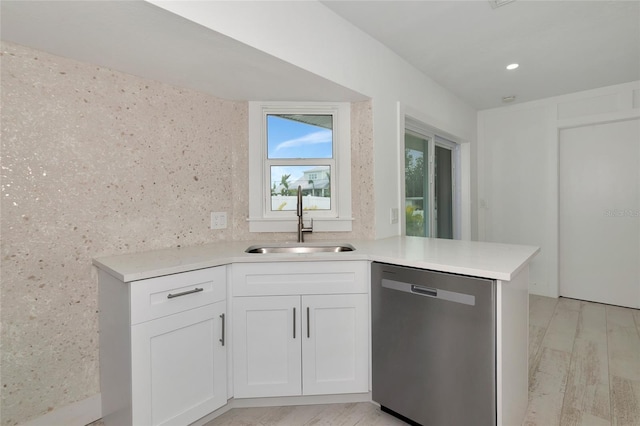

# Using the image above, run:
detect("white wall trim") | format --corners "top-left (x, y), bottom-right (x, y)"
top-left (556, 108), bottom-right (640, 130)
top-left (20, 394), bottom-right (101, 426)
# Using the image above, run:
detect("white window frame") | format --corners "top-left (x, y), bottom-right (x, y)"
top-left (248, 101), bottom-right (352, 233)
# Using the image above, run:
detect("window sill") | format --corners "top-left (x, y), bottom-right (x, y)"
top-left (247, 217), bottom-right (354, 233)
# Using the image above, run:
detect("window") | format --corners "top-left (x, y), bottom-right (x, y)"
top-left (248, 102), bottom-right (352, 233)
top-left (266, 114), bottom-right (333, 212)
top-left (404, 117), bottom-right (459, 239)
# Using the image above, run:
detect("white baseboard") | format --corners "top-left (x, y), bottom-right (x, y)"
top-left (21, 394), bottom-right (101, 426)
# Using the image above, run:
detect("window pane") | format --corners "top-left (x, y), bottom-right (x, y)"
top-left (405, 133), bottom-right (428, 237)
top-left (435, 146), bottom-right (453, 239)
top-left (267, 114), bottom-right (333, 159)
top-left (270, 165), bottom-right (331, 211)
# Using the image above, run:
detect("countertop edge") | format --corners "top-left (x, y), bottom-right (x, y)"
top-left (92, 237), bottom-right (540, 283)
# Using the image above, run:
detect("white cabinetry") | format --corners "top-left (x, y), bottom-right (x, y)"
top-left (232, 261), bottom-right (369, 398)
top-left (99, 267), bottom-right (227, 426)
top-left (302, 293), bottom-right (368, 396)
top-left (233, 295), bottom-right (302, 397)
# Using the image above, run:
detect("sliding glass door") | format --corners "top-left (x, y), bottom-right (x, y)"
top-left (404, 123), bottom-right (457, 239)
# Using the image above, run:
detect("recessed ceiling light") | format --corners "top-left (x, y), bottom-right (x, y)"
top-left (506, 63), bottom-right (519, 70)
top-left (502, 95), bottom-right (516, 103)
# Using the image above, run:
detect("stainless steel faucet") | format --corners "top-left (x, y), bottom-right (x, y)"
top-left (297, 185), bottom-right (313, 243)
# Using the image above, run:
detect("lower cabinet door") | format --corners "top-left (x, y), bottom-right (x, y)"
top-left (233, 295), bottom-right (302, 398)
top-left (131, 302), bottom-right (227, 426)
top-left (302, 294), bottom-right (369, 395)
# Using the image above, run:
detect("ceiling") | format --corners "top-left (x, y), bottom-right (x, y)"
top-left (1, 1), bottom-right (639, 110)
top-left (0, 1), bottom-right (366, 102)
top-left (322, 0), bottom-right (640, 109)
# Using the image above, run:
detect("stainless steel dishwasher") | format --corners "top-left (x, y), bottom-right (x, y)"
top-left (371, 262), bottom-right (496, 426)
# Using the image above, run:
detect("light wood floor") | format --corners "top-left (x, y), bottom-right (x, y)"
top-left (524, 295), bottom-right (640, 426)
top-left (205, 296), bottom-right (640, 426)
top-left (203, 402), bottom-right (406, 426)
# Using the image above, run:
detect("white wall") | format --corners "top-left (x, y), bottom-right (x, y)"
top-left (148, 0), bottom-right (478, 239)
top-left (478, 81), bottom-right (640, 297)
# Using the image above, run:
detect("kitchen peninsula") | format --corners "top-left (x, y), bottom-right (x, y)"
top-left (94, 236), bottom-right (539, 426)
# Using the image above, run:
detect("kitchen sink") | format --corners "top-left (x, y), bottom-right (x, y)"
top-left (245, 243), bottom-right (355, 254)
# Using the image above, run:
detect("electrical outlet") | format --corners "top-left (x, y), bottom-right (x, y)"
top-left (390, 207), bottom-right (399, 224)
top-left (210, 212), bottom-right (227, 230)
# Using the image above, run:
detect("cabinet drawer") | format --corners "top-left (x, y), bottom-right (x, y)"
top-left (130, 267), bottom-right (226, 324)
top-left (232, 261), bottom-right (367, 296)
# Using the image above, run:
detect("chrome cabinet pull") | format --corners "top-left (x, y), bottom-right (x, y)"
top-left (219, 313), bottom-right (225, 346)
top-left (167, 287), bottom-right (203, 299)
top-left (307, 307), bottom-right (310, 338)
top-left (293, 307), bottom-right (296, 339)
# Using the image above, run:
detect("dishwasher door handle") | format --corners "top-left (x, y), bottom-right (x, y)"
top-left (381, 278), bottom-right (476, 306)
top-left (411, 284), bottom-right (437, 297)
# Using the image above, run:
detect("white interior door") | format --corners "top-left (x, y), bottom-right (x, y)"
top-left (559, 118), bottom-right (640, 308)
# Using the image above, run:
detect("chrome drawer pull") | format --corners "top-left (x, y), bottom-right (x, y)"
top-left (293, 307), bottom-right (296, 339)
top-left (219, 313), bottom-right (225, 346)
top-left (167, 287), bottom-right (203, 299)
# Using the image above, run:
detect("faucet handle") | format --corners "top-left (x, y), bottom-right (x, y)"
top-left (303, 217), bottom-right (313, 232)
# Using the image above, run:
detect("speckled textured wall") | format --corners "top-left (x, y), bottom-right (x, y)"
top-left (0, 41), bottom-right (373, 425)
top-left (0, 41), bottom-right (243, 425)
top-left (348, 100), bottom-right (375, 240)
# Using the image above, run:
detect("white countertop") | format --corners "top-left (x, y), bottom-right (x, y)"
top-left (93, 236), bottom-right (539, 283)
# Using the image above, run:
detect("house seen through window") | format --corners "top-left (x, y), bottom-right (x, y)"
top-left (267, 114), bottom-right (333, 211)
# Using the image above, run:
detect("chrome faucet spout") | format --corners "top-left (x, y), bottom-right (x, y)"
top-left (296, 185), bottom-right (313, 242)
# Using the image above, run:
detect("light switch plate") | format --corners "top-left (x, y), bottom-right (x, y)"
top-left (210, 212), bottom-right (227, 229)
